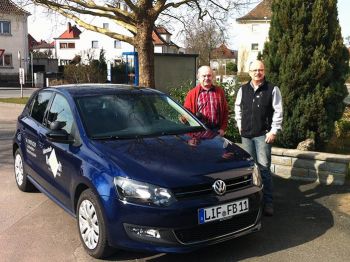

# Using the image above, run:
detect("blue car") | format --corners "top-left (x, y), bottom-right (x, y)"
top-left (13, 84), bottom-right (263, 258)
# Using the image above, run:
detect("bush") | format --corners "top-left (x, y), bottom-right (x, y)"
top-left (226, 62), bottom-right (238, 74)
top-left (168, 80), bottom-right (241, 142)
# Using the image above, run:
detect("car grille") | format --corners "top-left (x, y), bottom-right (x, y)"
top-left (172, 174), bottom-right (252, 199)
top-left (174, 209), bottom-right (259, 244)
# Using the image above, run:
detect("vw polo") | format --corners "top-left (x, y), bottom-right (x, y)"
top-left (13, 84), bottom-right (263, 258)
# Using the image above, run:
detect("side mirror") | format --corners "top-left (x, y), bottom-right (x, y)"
top-left (47, 121), bottom-right (74, 144)
top-left (50, 121), bottom-right (66, 131)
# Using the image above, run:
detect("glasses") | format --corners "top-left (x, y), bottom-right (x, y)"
top-left (250, 69), bottom-right (264, 73)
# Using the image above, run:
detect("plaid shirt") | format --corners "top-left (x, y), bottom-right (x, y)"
top-left (197, 87), bottom-right (220, 128)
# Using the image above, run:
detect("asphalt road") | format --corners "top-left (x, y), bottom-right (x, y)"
top-left (1, 102), bottom-right (350, 262)
top-left (0, 87), bottom-right (37, 98)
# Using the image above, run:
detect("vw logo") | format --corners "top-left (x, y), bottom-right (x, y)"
top-left (212, 180), bottom-right (226, 195)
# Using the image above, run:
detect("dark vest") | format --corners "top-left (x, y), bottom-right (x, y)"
top-left (240, 81), bottom-right (274, 138)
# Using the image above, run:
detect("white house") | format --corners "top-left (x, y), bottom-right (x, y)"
top-left (153, 26), bottom-right (180, 54)
top-left (53, 20), bottom-right (180, 66)
top-left (236, 0), bottom-right (271, 73)
top-left (0, 0), bottom-right (30, 76)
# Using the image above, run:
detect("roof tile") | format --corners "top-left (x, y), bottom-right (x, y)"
top-left (236, 0), bottom-right (271, 22)
top-left (0, 0), bottom-right (30, 15)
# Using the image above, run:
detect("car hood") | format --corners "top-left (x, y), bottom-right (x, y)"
top-left (89, 130), bottom-right (252, 188)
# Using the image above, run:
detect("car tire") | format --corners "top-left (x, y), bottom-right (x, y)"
top-left (77, 189), bottom-right (112, 258)
top-left (14, 149), bottom-right (35, 192)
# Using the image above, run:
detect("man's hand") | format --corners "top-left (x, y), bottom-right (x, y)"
top-left (218, 129), bottom-right (225, 137)
top-left (265, 132), bottom-right (276, 144)
top-left (179, 115), bottom-right (188, 124)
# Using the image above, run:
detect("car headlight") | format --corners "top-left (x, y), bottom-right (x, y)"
top-left (114, 177), bottom-right (176, 207)
top-left (252, 164), bottom-right (263, 187)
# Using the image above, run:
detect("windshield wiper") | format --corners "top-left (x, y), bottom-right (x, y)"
top-left (91, 134), bottom-right (143, 140)
top-left (91, 135), bottom-right (119, 140)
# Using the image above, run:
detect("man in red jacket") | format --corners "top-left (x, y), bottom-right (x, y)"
top-left (184, 66), bottom-right (229, 136)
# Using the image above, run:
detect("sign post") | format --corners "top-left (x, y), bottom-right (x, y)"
top-left (19, 68), bottom-right (24, 98)
top-left (18, 51), bottom-right (23, 98)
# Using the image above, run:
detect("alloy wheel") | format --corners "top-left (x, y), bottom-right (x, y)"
top-left (78, 199), bottom-right (100, 250)
top-left (15, 153), bottom-right (24, 186)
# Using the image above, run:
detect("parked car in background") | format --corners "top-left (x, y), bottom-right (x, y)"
top-left (13, 84), bottom-right (263, 258)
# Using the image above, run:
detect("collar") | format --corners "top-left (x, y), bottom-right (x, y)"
top-left (199, 85), bottom-right (215, 93)
top-left (249, 80), bottom-right (265, 91)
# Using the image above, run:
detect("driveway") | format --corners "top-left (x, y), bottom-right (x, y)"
top-left (1, 102), bottom-right (350, 262)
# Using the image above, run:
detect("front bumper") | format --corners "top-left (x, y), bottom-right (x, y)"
top-left (102, 187), bottom-right (263, 253)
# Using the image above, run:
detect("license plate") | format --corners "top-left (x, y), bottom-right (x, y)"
top-left (198, 198), bottom-right (249, 224)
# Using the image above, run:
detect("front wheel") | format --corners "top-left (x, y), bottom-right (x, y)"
top-left (77, 189), bottom-right (112, 258)
top-left (14, 149), bottom-right (35, 192)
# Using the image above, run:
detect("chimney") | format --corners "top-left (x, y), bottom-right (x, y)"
top-left (68, 22), bottom-right (72, 32)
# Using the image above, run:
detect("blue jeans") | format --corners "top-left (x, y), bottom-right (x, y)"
top-left (242, 135), bottom-right (273, 204)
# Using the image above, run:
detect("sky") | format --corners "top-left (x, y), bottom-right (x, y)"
top-left (26, 0), bottom-right (350, 49)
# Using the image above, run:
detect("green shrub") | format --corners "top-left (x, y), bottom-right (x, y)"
top-left (263, 0), bottom-right (349, 149)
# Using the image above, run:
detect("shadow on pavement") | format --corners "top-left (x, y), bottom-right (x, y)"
top-left (106, 175), bottom-right (350, 261)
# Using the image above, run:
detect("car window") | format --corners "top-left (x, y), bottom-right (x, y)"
top-left (30, 91), bottom-right (52, 124)
top-left (76, 93), bottom-right (203, 139)
top-left (47, 93), bottom-right (74, 135)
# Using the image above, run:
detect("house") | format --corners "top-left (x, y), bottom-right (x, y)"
top-left (29, 34), bottom-right (55, 57)
top-left (236, 0), bottom-right (271, 73)
top-left (210, 43), bottom-right (237, 79)
top-left (0, 0), bottom-right (30, 80)
top-left (153, 26), bottom-right (180, 54)
top-left (52, 22), bottom-right (180, 66)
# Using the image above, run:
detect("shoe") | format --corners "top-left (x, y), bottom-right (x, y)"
top-left (264, 204), bottom-right (274, 216)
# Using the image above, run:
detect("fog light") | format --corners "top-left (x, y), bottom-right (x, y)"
top-left (124, 223), bottom-right (177, 245)
top-left (130, 227), bottom-right (161, 239)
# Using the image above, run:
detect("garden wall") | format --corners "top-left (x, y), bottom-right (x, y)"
top-left (271, 147), bottom-right (350, 185)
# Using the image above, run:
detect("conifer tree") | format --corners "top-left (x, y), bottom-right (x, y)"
top-left (264, 0), bottom-right (349, 148)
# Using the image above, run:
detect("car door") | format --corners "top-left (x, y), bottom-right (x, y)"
top-left (40, 92), bottom-right (82, 210)
top-left (20, 90), bottom-right (53, 187)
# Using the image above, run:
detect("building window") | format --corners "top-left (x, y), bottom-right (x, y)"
top-left (92, 41), bottom-right (99, 49)
top-left (60, 60), bottom-right (71, 66)
top-left (114, 40), bottom-right (121, 49)
top-left (0, 21), bottom-right (11, 34)
top-left (251, 43), bottom-right (259, 51)
top-left (60, 42), bottom-right (75, 49)
top-left (114, 58), bottom-right (122, 64)
top-left (0, 54), bottom-right (13, 67)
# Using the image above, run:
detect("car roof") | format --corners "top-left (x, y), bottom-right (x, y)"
top-left (44, 84), bottom-right (163, 97)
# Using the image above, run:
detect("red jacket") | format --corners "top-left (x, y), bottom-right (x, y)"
top-left (184, 84), bottom-right (229, 131)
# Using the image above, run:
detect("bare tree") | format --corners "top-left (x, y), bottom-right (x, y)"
top-left (28, 0), bottom-right (253, 87)
top-left (183, 20), bottom-right (225, 66)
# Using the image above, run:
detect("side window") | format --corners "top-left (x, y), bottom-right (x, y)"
top-left (47, 94), bottom-right (74, 135)
top-left (30, 91), bottom-right (52, 124)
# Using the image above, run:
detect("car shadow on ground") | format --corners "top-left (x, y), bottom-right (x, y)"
top-left (106, 175), bottom-right (350, 261)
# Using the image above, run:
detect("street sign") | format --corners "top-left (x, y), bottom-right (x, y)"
top-left (19, 68), bottom-right (25, 85)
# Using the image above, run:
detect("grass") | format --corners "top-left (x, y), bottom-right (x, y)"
top-left (0, 97), bottom-right (29, 104)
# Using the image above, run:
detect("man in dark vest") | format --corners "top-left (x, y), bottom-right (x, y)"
top-left (234, 60), bottom-right (283, 216)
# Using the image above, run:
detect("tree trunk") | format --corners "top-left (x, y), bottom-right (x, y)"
top-left (134, 22), bottom-right (155, 88)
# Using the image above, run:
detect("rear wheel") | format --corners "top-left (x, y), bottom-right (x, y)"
top-left (14, 149), bottom-right (35, 192)
top-left (77, 189), bottom-right (112, 258)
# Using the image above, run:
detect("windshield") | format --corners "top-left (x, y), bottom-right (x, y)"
top-left (75, 93), bottom-right (204, 139)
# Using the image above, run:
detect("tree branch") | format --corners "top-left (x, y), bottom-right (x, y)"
top-left (46, 4), bottom-right (134, 44)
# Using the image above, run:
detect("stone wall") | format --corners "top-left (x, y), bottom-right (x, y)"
top-left (271, 147), bottom-right (350, 185)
